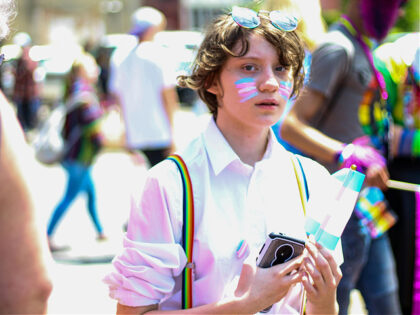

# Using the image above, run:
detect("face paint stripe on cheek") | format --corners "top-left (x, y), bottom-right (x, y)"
top-left (278, 80), bottom-right (292, 100)
top-left (279, 81), bottom-right (293, 88)
top-left (278, 91), bottom-right (290, 101)
top-left (236, 82), bottom-right (256, 89)
top-left (235, 78), bottom-right (255, 84)
top-left (238, 86), bottom-right (257, 93)
top-left (235, 77), bottom-right (259, 103)
top-left (240, 92), bottom-right (259, 103)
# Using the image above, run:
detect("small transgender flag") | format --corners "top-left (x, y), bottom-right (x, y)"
top-left (305, 166), bottom-right (365, 250)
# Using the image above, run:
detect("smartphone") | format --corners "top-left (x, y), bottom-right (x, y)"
top-left (256, 232), bottom-right (305, 268)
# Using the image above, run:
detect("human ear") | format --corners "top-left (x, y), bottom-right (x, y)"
top-left (206, 73), bottom-right (222, 95)
top-left (206, 80), bottom-right (219, 95)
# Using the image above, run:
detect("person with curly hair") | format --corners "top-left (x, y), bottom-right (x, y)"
top-left (105, 6), bottom-right (342, 314)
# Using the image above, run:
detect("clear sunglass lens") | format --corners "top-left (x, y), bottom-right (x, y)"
top-left (231, 6), bottom-right (260, 29)
top-left (269, 11), bottom-right (298, 32)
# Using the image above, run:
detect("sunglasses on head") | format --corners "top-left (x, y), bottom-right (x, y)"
top-left (230, 6), bottom-right (299, 32)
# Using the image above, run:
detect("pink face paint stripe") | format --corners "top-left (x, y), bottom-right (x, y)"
top-left (278, 85), bottom-right (292, 93)
top-left (235, 77), bottom-right (258, 103)
top-left (238, 86), bottom-right (257, 94)
top-left (237, 83), bottom-right (256, 89)
top-left (239, 89), bottom-right (257, 99)
top-left (278, 80), bottom-right (292, 101)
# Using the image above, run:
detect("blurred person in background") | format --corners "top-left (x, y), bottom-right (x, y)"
top-left (47, 51), bottom-right (106, 252)
top-left (108, 6), bottom-right (179, 167)
top-left (281, 0), bottom-right (405, 313)
top-left (0, 0), bottom-right (52, 312)
top-left (374, 32), bottom-right (420, 315)
top-left (12, 31), bottom-right (41, 132)
top-left (262, 0), bottom-right (327, 155)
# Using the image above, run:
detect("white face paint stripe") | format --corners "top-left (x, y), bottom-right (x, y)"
top-left (238, 86), bottom-right (257, 93)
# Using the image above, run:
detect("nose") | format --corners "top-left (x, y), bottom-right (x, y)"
top-left (258, 68), bottom-right (279, 93)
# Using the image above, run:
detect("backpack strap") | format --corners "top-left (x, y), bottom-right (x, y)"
top-left (167, 154), bottom-right (195, 309)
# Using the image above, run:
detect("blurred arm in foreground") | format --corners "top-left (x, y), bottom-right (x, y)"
top-left (0, 0), bottom-right (52, 312)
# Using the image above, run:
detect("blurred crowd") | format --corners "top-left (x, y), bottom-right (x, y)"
top-left (0, 0), bottom-right (418, 314)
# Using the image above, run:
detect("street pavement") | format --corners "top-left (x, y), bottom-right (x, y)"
top-left (29, 108), bottom-right (366, 314)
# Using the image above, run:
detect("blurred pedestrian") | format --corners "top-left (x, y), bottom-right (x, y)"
top-left (0, 0), bottom-right (52, 312)
top-left (47, 51), bottom-right (106, 251)
top-left (374, 32), bottom-right (420, 315)
top-left (105, 6), bottom-right (343, 314)
top-left (108, 6), bottom-right (179, 167)
top-left (281, 0), bottom-right (404, 314)
top-left (262, 0), bottom-right (326, 154)
top-left (12, 31), bottom-right (41, 132)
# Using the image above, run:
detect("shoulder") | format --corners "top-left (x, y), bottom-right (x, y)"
top-left (314, 29), bottom-right (354, 64)
top-left (293, 154), bottom-right (331, 190)
top-left (148, 135), bottom-right (204, 187)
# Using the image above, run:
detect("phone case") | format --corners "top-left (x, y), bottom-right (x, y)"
top-left (256, 232), bottom-right (305, 268)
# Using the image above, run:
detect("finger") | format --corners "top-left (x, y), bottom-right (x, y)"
top-left (301, 271), bottom-right (317, 296)
top-left (314, 241), bottom-right (342, 283)
top-left (273, 254), bottom-right (304, 276)
top-left (305, 241), bottom-right (333, 285)
top-left (303, 255), bottom-right (325, 291)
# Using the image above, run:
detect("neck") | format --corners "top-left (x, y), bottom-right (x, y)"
top-left (216, 117), bottom-right (269, 167)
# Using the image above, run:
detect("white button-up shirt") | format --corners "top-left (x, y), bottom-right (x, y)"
top-left (105, 118), bottom-right (340, 313)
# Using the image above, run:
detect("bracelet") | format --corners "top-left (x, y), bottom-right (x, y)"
top-left (334, 143), bottom-right (351, 165)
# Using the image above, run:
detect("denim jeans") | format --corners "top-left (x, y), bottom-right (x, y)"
top-left (47, 161), bottom-right (103, 237)
top-left (337, 212), bottom-right (401, 315)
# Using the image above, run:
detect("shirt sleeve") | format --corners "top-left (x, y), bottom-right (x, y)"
top-left (307, 42), bottom-right (350, 100)
top-left (104, 161), bottom-right (187, 307)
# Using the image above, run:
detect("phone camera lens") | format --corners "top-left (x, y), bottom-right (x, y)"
top-left (273, 244), bottom-right (294, 265)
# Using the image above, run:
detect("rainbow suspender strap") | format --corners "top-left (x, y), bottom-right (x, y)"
top-left (167, 154), bottom-right (308, 310)
top-left (167, 154), bottom-right (195, 309)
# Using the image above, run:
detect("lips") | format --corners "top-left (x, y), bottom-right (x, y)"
top-left (256, 99), bottom-right (279, 106)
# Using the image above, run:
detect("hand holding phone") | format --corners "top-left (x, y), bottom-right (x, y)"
top-left (256, 233), bottom-right (306, 313)
top-left (256, 232), bottom-right (305, 268)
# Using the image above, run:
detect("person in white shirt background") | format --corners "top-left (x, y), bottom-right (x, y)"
top-left (105, 6), bottom-right (342, 314)
top-left (108, 6), bottom-right (179, 167)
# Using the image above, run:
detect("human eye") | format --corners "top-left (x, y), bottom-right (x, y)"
top-left (275, 65), bottom-right (288, 72)
top-left (242, 64), bottom-right (258, 72)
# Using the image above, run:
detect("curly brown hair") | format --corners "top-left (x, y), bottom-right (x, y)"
top-left (178, 10), bottom-right (305, 118)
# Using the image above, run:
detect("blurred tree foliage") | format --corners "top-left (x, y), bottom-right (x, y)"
top-left (322, 0), bottom-right (419, 34)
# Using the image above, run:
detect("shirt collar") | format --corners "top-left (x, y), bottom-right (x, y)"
top-left (202, 118), bottom-right (279, 175)
top-left (202, 118), bottom-right (239, 175)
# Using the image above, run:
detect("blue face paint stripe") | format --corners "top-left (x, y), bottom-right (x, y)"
top-left (240, 92), bottom-right (259, 103)
top-left (279, 80), bottom-right (292, 87)
top-left (235, 78), bottom-right (255, 84)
